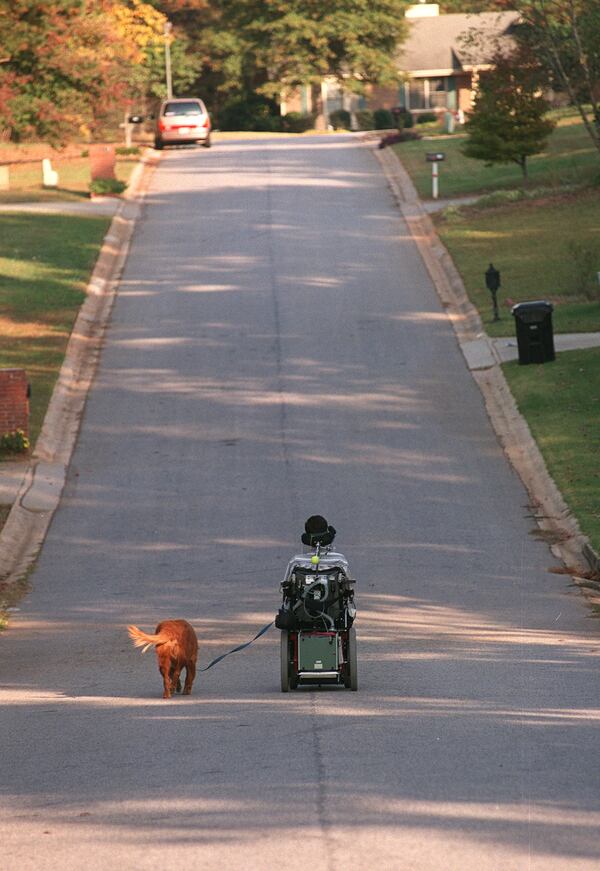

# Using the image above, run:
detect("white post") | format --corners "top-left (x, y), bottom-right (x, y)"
top-left (42, 158), bottom-right (58, 188)
top-left (124, 110), bottom-right (132, 148)
top-left (432, 162), bottom-right (439, 199)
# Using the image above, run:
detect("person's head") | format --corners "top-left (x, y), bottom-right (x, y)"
top-left (301, 515), bottom-right (336, 547)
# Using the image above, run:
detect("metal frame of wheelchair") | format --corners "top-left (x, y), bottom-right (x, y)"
top-left (277, 547), bottom-right (357, 692)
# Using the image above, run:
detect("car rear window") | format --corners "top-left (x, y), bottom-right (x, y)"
top-left (163, 101), bottom-right (204, 116)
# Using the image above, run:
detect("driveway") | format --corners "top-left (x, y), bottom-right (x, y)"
top-left (1, 135), bottom-right (599, 870)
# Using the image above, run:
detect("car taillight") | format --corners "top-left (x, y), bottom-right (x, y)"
top-left (159, 120), bottom-right (168, 131)
top-left (202, 116), bottom-right (211, 129)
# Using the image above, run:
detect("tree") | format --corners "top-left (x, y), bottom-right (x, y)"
top-left (511, 0), bottom-right (600, 155)
top-left (246, 0), bottom-right (408, 97)
top-left (438, 0), bottom-right (506, 10)
top-left (462, 50), bottom-right (555, 177)
top-left (0, 0), bottom-right (198, 143)
top-left (0, 1), bottom-right (135, 143)
top-left (115, 0), bottom-right (200, 107)
top-left (156, 0), bottom-right (409, 123)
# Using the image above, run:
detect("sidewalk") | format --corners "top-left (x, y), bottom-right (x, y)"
top-left (461, 331), bottom-right (600, 371)
top-left (0, 198), bottom-right (122, 217)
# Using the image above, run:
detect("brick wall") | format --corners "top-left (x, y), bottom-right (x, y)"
top-left (0, 369), bottom-right (30, 436)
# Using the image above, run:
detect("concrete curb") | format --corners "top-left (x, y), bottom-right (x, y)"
top-left (0, 149), bottom-right (159, 598)
top-left (372, 142), bottom-right (600, 596)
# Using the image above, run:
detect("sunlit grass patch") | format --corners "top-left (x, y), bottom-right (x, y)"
top-left (504, 348), bottom-right (600, 552)
top-left (434, 189), bottom-right (600, 336)
top-left (0, 213), bottom-right (111, 449)
top-left (394, 111), bottom-right (599, 199)
top-left (0, 157), bottom-right (137, 203)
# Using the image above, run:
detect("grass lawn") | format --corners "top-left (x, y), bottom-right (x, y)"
top-left (0, 213), bottom-right (111, 451)
top-left (0, 156), bottom-right (138, 204)
top-left (434, 189), bottom-right (600, 336)
top-left (394, 111), bottom-right (599, 200)
top-left (503, 348), bottom-right (600, 554)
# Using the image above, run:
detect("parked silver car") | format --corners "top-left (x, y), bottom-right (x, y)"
top-left (154, 98), bottom-right (211, 149)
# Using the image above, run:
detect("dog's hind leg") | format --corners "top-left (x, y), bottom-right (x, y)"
top-left (183, 660), bottom-right (196, 695)
top-left (171, 664), bottom-right (183, 693)
top-left (157, 651), bottom-right (172, 699)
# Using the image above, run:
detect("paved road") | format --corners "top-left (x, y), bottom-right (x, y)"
top-left (1, 135), bottom-right (599, 870)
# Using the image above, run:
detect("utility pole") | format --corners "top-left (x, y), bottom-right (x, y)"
top-left (164, 21), bottom-right (173, 99)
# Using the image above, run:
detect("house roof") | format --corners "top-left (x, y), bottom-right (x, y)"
top-left (397, 11), bottom-right (520, 77)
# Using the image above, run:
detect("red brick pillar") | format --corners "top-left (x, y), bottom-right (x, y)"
top-left (0, 369), bottom-right (30, 437)
top-left (89, 144), bottom-right (116, 181)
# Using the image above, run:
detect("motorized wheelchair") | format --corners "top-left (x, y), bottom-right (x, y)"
top-left (276, 516), bottom-right (357, 691)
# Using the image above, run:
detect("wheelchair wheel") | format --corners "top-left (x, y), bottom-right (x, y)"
top-left (280, 630), bottom-right (291, 692)
top-left (343, 626), bottom-right (358, 691)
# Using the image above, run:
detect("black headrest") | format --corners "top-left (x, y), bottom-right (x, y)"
top-left (301, 515), bottom-right (336, 547)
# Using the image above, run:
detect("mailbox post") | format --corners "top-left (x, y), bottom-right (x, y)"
top-left (122, 112), bottom-right (143, 148)
top-left (426, 152), bottom-right (445, 199)
top-left (485, 263), bottom-right (501, 322)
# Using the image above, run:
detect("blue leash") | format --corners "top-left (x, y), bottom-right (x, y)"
top-left (197, 620), bottom-right (274, 673)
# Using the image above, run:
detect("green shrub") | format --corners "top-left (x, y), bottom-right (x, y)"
top-left (0, 429), bottom-right (30, 455)
top-left (397, 129), bottom-right (421, 142)
top-left (374, 108), bottom-right (394, 129)
top-left (89, 178), bottom-right (126, 195)
top-left (329, 109), bottom-right (351, 130)
top-left (473, 183), bottom-right (584, 211)
top-left (115, 146), bottom-right (141, 156)
top-left (566, 240), bottom-right (599, 300)
top-left (476, 189), bottom-right (527, 208)
top-left (394, 108), bottom-right (414, 129)
top-left (355, 110), bottom-right (374, 130)
top-left (218, 96), bottom-right (282, 131)
top-left (259, 116), bottom-right (283, 132)
top-left (416, 112), bottom-right (438, 125)
top-left (379, 129), bottom-right (422, 148)
top-left (281, 112), bottom-right (315, 133)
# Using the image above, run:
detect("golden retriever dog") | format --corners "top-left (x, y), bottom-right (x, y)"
top-left (128, 619), bottom-right (198, 699)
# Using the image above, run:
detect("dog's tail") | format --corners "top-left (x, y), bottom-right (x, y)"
top-left (127, 625), bottom-right (171, 654)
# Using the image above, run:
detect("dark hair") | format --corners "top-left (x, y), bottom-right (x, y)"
top-left (301, 516), bottom-right (336, 547)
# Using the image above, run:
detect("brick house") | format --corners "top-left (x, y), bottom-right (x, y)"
top-left (281, 4), bottom-right (519, 125)
top-left (371, 4), bottom-right (520, 118)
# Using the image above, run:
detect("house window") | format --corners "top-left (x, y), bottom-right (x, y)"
top-left (408, 80), bottom-right (425, 110)
top-left (428, 77), bottom-right (447, 109)
top-left (326, 81), bottom-right (343, 114)
top-left (301, 84), bottom-right (310, 114)
top-left (404, 77), bottom-right (452, 111)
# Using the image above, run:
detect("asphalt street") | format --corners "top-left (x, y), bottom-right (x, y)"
top-left (1, 134), bottom-right (599, 870)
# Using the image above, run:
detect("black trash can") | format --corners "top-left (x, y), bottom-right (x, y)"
top-left (511, 300), bottom-right (555, 364)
